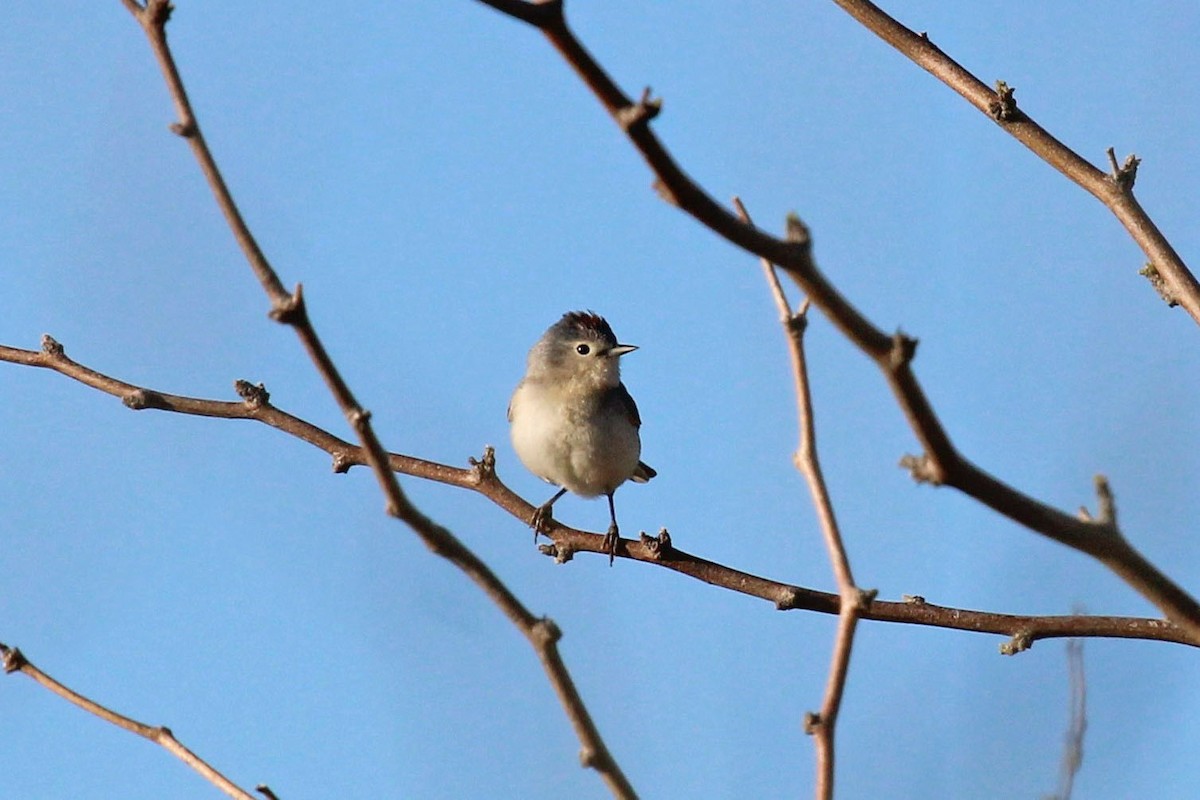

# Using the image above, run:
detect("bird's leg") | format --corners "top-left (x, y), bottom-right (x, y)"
top-left (603, 493), bottom-right (620, 566)
top-left (530, 487), bottom-right (568, 542)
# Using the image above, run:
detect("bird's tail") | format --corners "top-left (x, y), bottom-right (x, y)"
top-left (632, 461), bottom-right (657, 482)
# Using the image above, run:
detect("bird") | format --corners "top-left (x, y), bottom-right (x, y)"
top-left (508, 311), bottom-right (656, 565)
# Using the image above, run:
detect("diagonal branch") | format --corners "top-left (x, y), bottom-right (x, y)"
top-left (826, 0), bottom-right (1200, 323)
top-left (4, 337), bottom-right (1194, 654)
top-left (2, 643), bottom-right (258, 800)
top-left (117, 2), bottom-right (634, 796)
top-left (471, 0), bottom-right (1200, 641)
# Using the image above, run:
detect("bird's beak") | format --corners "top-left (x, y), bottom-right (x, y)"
top-left (609, 344), bottom-right (638, 358)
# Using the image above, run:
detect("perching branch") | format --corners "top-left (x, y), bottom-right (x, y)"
top-left (117, 2), bottom-right (634, 796)
top-left (2, 643), bottom-right (258, 800)
top-left (2, 337), bottom-right (1192, 653)
top-left (472, 0), bottom-right (1200, 641)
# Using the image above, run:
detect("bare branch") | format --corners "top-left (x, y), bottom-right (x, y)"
top-left (3, 337), bottom-right (1195, 651)
top-left (827, 0), bottom-right (1200, 322)
top-left (736, 197), bottom-right (867, 800)
top-left (118, 5), bottom-right (635, 796)
top-left (470, 0), bottom-right (1200, 640)
top-left (2, 643), bottom-right (258, 800)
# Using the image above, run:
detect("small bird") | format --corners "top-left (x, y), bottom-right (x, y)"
top-left (508, 311), bottom-right (656, 564)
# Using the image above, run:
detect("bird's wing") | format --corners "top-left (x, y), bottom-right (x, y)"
top-left (612, 382), bottom-right (642, 428)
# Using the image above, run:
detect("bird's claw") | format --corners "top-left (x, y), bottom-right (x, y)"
top-left (602, 524), bottom-right (620, 566)
top-left (530, 504), bottom-right (553, 542)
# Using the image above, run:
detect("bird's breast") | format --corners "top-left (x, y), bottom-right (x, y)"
top-left (509, 381), bottom-right (641, 497)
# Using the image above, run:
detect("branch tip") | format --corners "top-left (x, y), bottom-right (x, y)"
top-left (1092, 475), bottom-right (1117, 527)
top-left (234, 379), bottom-right (270, 407)
top-left (2, 644), bottom-right (27, 673)
top-left (40, 334), bottom-right (64, 357)
top-left (1001, 630), bottom-right (1034, 655)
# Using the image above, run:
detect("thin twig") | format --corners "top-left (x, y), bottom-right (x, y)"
top-left (826, 0), bottom-right (1200, 323)
top-left (736, 198), bottom-right (866, 800)
top-left (1, 643), bottom-right (257, 800)
top-left (1052, 639), bottom-right (1087, 800)
top-left (118, 3), bottom-right (635, 796)
top-left (1, 337), bottom-right (1194, 650)
top-left (472, 0), bottom-right (1200, 641)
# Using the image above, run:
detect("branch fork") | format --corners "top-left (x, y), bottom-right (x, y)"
top-left (267, 284), bottom-right (306, 326)
top-left (1106, 147), bottom-right (1140, 191)
top-left (638, 529), bottom-right (673, 560)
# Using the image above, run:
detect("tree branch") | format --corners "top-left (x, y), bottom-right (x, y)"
top-left (2, 338), bottom-right (1192, 652)
top-left (826, 0), bottom-right (1200, 323)
top-left (471, 0), bottom-right (1200, 641)
top-left (2, 643), bottom-right (258, 800)
top-left (736, 198), bottom-right (867, 800)
top-left (117, 3), bottom-right (635, 796)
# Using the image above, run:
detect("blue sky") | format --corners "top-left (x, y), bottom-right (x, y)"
top-left (3, 2), bottom-right (1199, 797)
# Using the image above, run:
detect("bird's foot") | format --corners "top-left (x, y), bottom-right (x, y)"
top-left (602, 524), bottom-right (620, 566)
top-left (530, 504), bottom-right (554, 542)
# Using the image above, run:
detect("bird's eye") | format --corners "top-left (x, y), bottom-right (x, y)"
top-left (575, 343), bottom-right (590, 355)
